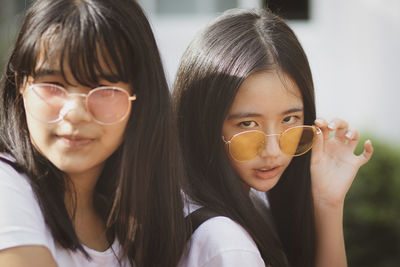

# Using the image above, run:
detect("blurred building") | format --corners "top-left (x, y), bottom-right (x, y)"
top-left (138, 0), bottom-right (400, 142)
top-left (1, 0), bottom-right (399, 142)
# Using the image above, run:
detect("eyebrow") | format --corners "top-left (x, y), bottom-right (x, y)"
top-left (33, 68), bottom-right (61, 78)
top-left (226, 112), bottom-right (263, 120)
top-left (226, 107), bottom-right (304, 120)
top-left (281, 107), bottom-right (304, 115)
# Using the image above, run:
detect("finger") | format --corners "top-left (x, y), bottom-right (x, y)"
top-left (328, 118), bottom-right (349, 142)
top-left (311, 125), bottom-right (324, 163)
top-left (315, 118), bottom-right (330, 141)
top-left (346, 128), bottom-right (360, 151)
top-left (356, 139), bottom-right (373, 166)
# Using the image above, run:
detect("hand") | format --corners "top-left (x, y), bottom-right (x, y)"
top-left (310, 118), bottom-right (373, 208)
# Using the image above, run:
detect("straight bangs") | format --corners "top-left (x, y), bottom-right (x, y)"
top-left (15, 1), bottom-right (133, 88)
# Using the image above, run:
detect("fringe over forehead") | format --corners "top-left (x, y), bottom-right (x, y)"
top-left (12, 0), bottom-right (139, 87)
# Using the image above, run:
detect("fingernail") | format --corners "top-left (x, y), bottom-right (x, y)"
top-left (328, 122), bottom-right (336, 129)
top-left (345, 130), bottom-right (353, 138)
top-left (315, 118), bottom-right (324, 125)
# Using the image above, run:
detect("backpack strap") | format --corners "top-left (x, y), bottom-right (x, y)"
top-left (186, 207), bottom-right (221, 237)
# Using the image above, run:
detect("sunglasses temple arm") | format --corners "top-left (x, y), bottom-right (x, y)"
top-left (221, 136), bottom-right (230, 144)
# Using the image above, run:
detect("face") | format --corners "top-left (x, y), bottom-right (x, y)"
top-left (222, 70), bottom-right (304, 192)
top-left (20, 55), bottom-right (132, 179)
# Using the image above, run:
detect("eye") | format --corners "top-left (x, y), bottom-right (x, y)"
top-left (282, 115), bottom-right (301, 125)
top-left (95, 84), bottom-right (109, 88)
top-left (47, 82), bottom-right (64, 87)
top-left (32, 74), bottom-right (65, 87)
top-left (238, 120), bottom-right (258, 129)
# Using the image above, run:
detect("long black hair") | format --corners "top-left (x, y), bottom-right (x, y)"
top-left (174, 8), bottom-right (316, 267)
top-left (0, 0), bottom-right (187, 266)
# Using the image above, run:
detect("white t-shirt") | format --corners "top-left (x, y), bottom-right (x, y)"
top-left (0, 156), bottom-right (130, 267)
top-left (178, 193), bottom-right (266, 267)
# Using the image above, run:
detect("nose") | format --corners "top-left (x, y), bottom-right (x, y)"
top-left (59, 96), bottom-right (92, 124)
top-left (259, 134), bottom-right (281, 158)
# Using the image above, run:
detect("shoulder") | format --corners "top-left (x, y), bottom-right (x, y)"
top-left (0, 155), bottom-right (32, 191)
top-left (192, 216), bottom-right (260, 253)
top-left (179, 216), bottom-right (265, 267)
top-left (53, 240), bottom-right (131, 267)
top-left (0, 156), bottom-right (36, 207)
top-left (0, 156), bottom-right (51, 253)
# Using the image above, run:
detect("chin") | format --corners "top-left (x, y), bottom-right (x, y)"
top-left (252, 178), bottom-right (281, 192)
top-left (51, 158), bottom-right (97, 176)
top-left (54, 163), bottom-right (85, 174)
top-left (253, 185), bottom-right (274, 192)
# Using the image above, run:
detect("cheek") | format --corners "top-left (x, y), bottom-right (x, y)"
top-left (102, 119), bottom-right (129, 147)
top-left (281, 154), bottom-right (294, 170)
top-left (25, 113), bottom-right (52, 150)
top-left (227, 154), bottom-right (252, 178)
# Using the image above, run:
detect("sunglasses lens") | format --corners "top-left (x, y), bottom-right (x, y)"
top-left (88, 88), bottom-right (130, 124)
top-left (229, 131), bottom-right (265, 161)
top-left (24, 85), bottom-right (131, 124)
top-left (25, 84), bottom-right (67, 123)
top-left (280, 126), bottom-right (316, 156)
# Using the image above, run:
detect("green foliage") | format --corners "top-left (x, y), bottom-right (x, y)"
top-left (344, 137), bottom-right (400, 267)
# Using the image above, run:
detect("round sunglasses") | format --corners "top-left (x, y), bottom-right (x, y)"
top-left (22, 83), bottom-right (136, 125)
top-left (222, 125), bottom-right (321, 162)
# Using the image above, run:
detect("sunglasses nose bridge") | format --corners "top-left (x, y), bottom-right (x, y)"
top-left (58, 94), bottom-right (92, 122)
top-left (259, 133), bottom-right (281, 158)
top-left (264, 133), bottom-right (282, 146)
top-left (264, 132), bottom-right (281, 138)
top-left (68, 92), bottom-right (88, 101)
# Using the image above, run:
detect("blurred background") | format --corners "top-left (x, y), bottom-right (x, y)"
top-left (1, 0), bottom-right (399, 265)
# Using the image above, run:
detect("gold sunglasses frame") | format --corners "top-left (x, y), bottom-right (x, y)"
top-left (222, 125), bottom-right (321, 161)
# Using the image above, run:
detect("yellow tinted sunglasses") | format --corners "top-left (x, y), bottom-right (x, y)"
top-left (222, 125), bottom-right (321, 162)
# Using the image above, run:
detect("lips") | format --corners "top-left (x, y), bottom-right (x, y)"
top-left (254, 165), bottom-right (281, 180)
top-left (57, 134), bottom-right (94, 148)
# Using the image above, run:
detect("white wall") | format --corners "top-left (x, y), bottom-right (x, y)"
top-left (145, 0), bottom-right (400, 142)
top-left (294, 0), bottom-right (400, 142)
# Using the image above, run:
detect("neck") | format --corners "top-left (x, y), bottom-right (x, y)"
top-left (64, 166), bottom-right (103, 217)
top-left (64, 167), bottom-right (110, 251)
